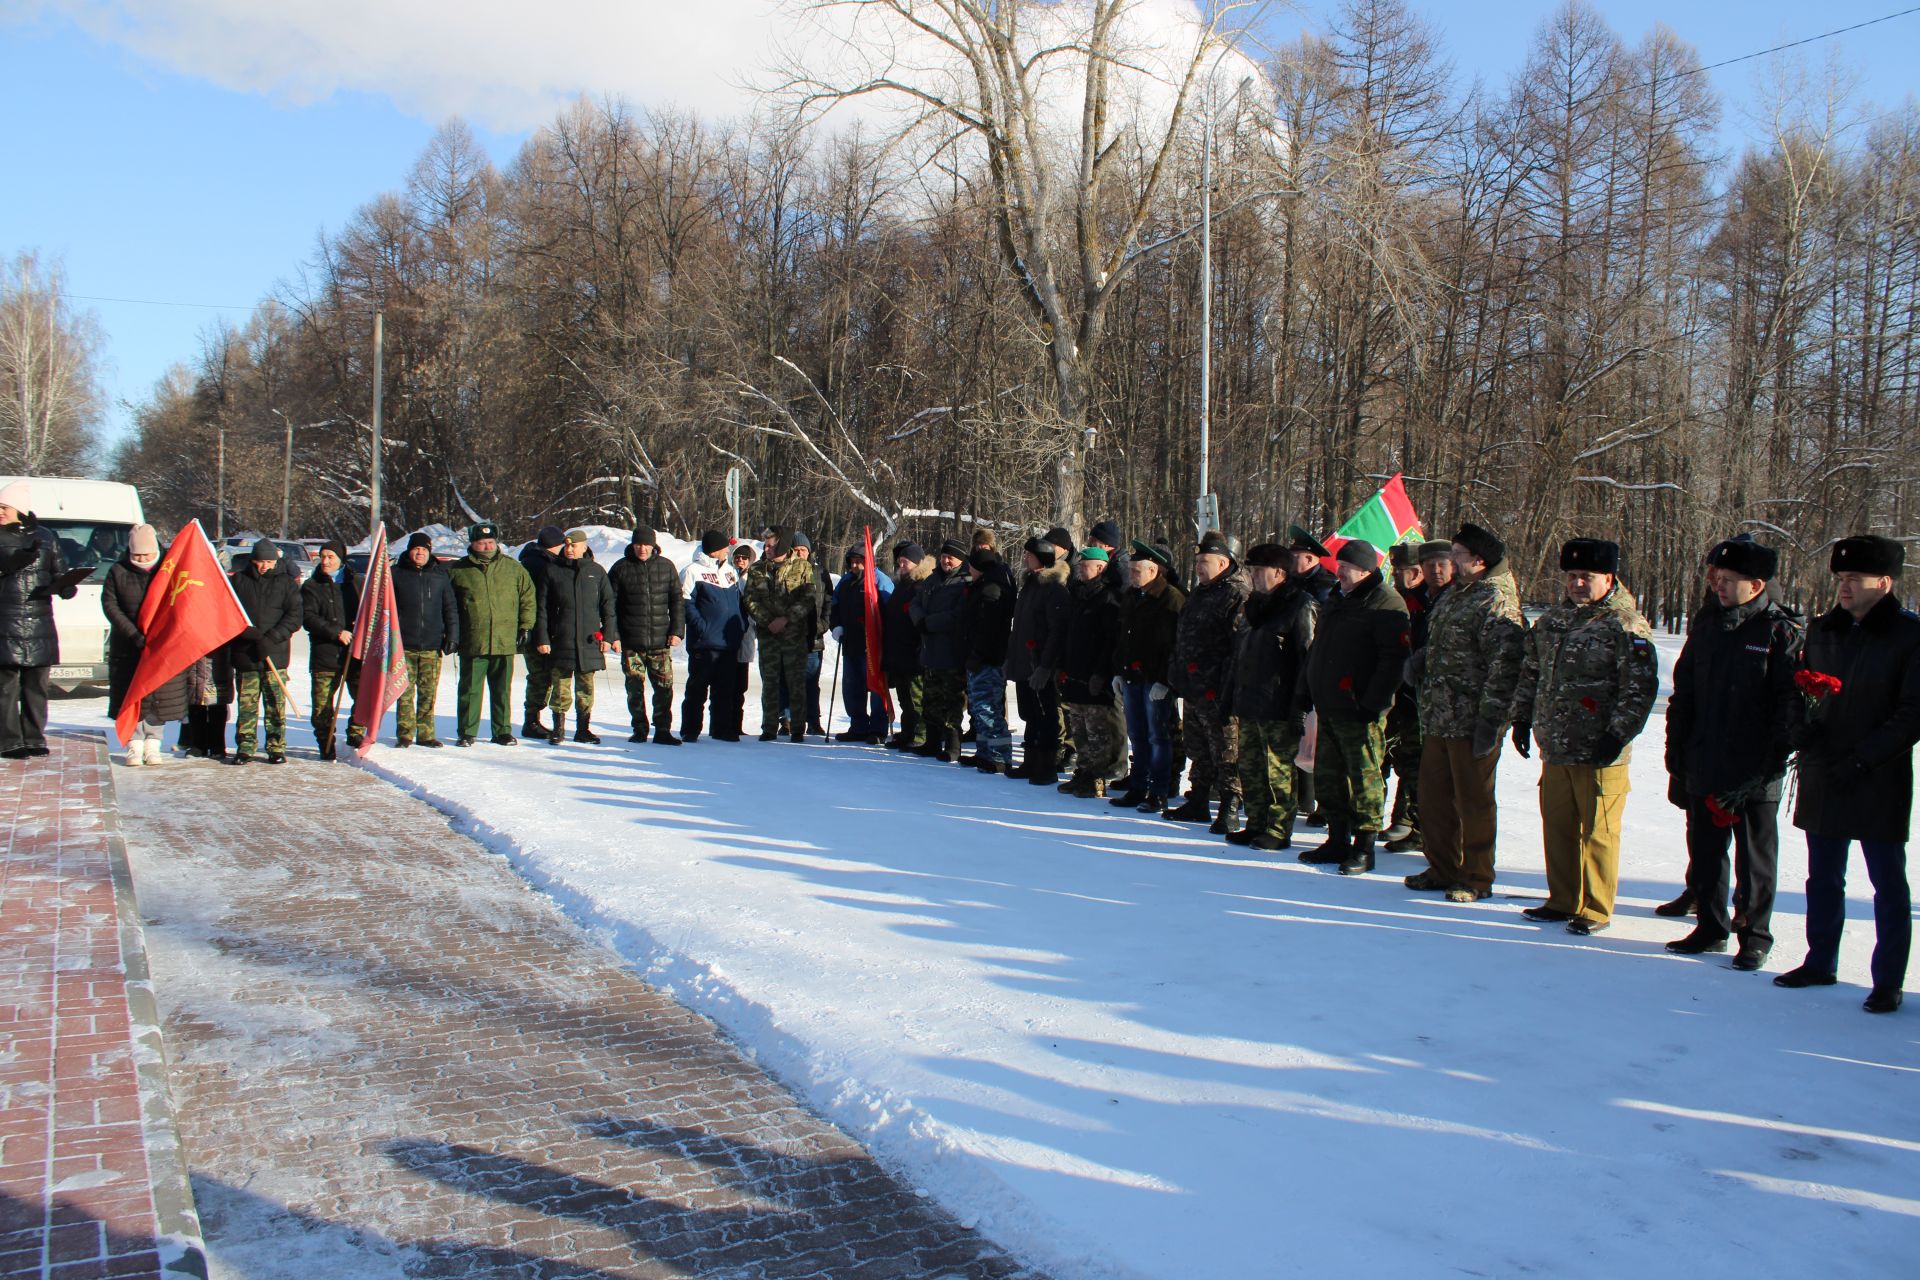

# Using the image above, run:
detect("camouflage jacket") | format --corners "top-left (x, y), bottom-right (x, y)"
top-left (743, 556), bottom-right (819, 642)
top-left (1418, 560), bottom-right (1526, 739)
top-left (1510, 583), bottom-right (1660, 766)
top-left (1170, 565), bottom-right (1251, 700)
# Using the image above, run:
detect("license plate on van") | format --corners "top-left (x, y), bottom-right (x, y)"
top-left (50, 666), bottom-right (95, 681)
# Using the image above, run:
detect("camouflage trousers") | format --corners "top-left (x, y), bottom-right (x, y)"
top-left (623, 648), bottom-right (674, 732)
top-left (922, 669), bottom-right (965, 741)
top-left (234, 670), bottom-right (286, 755)
top-left (965, 666), bottom-right (1012, 764)
top-left (1181, 697), bottom-right (1240, 801)
top-left (548, 666), bottom-right (599, 717)
top-left (1065, 701), bottom-right (1126, 781)
top-left (523, 650), bottom-right (554, 723)
top-left (1314, 714), bottom-right (1390, 833)
top-left (1386, 690), bottom-right (1422, 830)
top-left (396, 650), bottom-right (443, 743)
top-left (758, 634), bottom-right (811, 728)
top-left (891, 674), bottom-right (925, 745)
top-left (310, 666), bottom-right (364, 747)
top-left (1238, 718), bottom-right (1301, 839)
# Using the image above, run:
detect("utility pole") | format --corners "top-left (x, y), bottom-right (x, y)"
top-left (215, 423), bottom-right (225, 544)
top-left (1197, 73), bottom-right (1252, 539)
top-left (276, 410), bottom-right (293, 538)
top-left (368, 311), bottom-right (384, 543)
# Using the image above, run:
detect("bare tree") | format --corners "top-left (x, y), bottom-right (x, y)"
top-left (0, 252), bottom-right (103, 475)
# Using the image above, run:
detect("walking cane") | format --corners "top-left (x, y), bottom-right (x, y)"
top-left (826, 633), bottom-right (841, 739)
top-left (319, 647), bottom-right (351, 760)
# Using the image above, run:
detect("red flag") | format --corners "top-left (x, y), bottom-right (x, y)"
top-left (114, 520), bottom-right (249, 746)
top-left (348, 527), bottom-right (411, 755)
top-left (862, 527), bottom-right (893, 720)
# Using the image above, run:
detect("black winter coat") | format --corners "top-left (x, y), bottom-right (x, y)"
top-left (882, 560), bottom-right (933, 679)
top-left (226, 564), bottom-right (303, 674)
top-left (1666, 593), bottom-right (1803, 801)
top-left (0, 518), bottom-right (72, 668)
top-left (1171, 566), bottom-right (1251, 701)
top-left (535, 555), bottom-right (618, 674)
top-left (1114, 575), bottom-right (1184, 686)
top-left (608, 549), bottom-right (684, 651)
top-left (1304, 573), bottom-right (1410, 721)
top-left (1004, 560), bottom-right (1071, 684)
top-left (1792, 594), bottom-right (1920, 844)
top-left (912, 564), bottom-right (971, 672)
top-left (391, 558), bottom-right (460, 653)
top-left (101, 557), bottom-right (190, 722)
top-left (1297, 564), bottom-right (1339, 605)
top-left (1060, 573), bottom-right (1121, 705)
top-left (302, 567), bottom-right (362, 674)
top-left (961, 557), bottom-right (1017, 671)
top-left (1227, 582), bottom-right (1316, 722)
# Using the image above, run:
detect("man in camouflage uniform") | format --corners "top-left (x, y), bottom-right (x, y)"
top-left (226, 539), bottom-right (303, 764)
top-left (1166, 531), bottom-right (1251, 831)
top-left (1383, 542), bottom-right (1433, 849)
top-left (608, 525), bottom-right (685, 744)
top-left (1226, 544), bottom-right (1316, 850)
top-left (1301, 540), bottom-right (1411, 874)
top-left (1411, 523), bottom-right (1526, 903)
top-left (1510, 538), bottom-right (1660, 935)
top-left (391, 531), bottom-right (458, 747)
top-left (744, 526), bottom-right (820, 742)
top-left (518, 526), bottom-right (564, 737)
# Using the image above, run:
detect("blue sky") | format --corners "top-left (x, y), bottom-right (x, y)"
top-left (1, 1), bottom-right (1912, 456)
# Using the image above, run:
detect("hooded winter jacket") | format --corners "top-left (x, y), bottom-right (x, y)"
top-left (1004, 559), bottom-right (1071, 684)
top-left (449, 549), bottom-right (537, 657)
top-left (680, 551), bottom-right (747, 653)
top-left (0, 517), bottom-right (71, 668)
top-left (1226, 580), bottom-right (1315, 722)
top-left (535, 554), bottom-right (618, 674)
top-left (912, 562), bottom-right (972, 672)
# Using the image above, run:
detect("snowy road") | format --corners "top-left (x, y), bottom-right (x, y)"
top-left (62, 634), bottom-right (1920, 1278)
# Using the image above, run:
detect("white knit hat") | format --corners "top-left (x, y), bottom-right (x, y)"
top-left (130, 524), bottom-right (160, 557)
top-left (0, 480), bottom-right (30, 512)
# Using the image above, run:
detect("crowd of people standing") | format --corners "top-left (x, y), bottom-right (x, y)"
top-left (61, 500), bottom-right (1920, 1016)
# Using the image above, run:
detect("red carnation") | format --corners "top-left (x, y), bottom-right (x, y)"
top-left (1580, 696), bottom-right (1598, 713)
top-left (1027, 638), bottom-right (1037, 648)
top-left (1793, 670), bottom-right (1842, 699)
top-left (1703, 794), bottom-right (1741, 829)
top-left (1338, 676), bottom-right (1354, 691)
top-left (1188, 662), bottom-right (1200, 674)
top-left (1204, 689), bottom-right (1217, 701)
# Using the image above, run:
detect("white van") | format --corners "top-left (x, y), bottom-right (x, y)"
top-left (0, 477), bottom-right (145, 691)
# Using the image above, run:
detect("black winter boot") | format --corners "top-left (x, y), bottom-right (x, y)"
top-left (1109, 786), bottom-right (1146, 809)
top-left (548, 713), bottom-right (566, 745)
top-left (1163, 794), bottom-right (1212, 824)
top-left (1299, 820), bottom-right (1349, 865)
top-left (1025, 748), bottom-right (1058, 785)
top-left (1338, 830), bottom-right (1377, 876)
top-left (655, 727), bottom-right (682, 746)
top-left (574, 714), bottom-right (600, 745)
top-left (941, 728), bottom-right (963, 764)
top-left (1654, 889), bottom-right (1698, 918)
top-left (1210, 796), bottom-right (1243, 836)
top-left (524, 711), bottom-right (549, 739)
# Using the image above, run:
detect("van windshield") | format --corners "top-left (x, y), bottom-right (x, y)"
top-left (40, 521), bottom-right (132, 584)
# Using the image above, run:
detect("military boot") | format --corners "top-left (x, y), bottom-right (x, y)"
top-left (1299, 820), bottom-right (1349, 865)
top-left (574, 714), bottom-right (601, 745)
top-left (548, 713), bottom-right (566, 745)
top-left (1209, 796), bottom-right (1243, 836)
top-left (1384, 828), bottom-right (1424, 853)
top-left (524, 711), bottom-right (549, 739)
top-left (1163, 794), bottom-right (1212, 824)
top-left (940, 728), bottom-right (963, 764)
top-left (1109, 785), bottom-right (1147, 809)
top-left (1056, 772), bottom-right (1082, 794)
top-left (1338, 829), bottom-right (1377, 876)
top-left (1024, 748), bottom-right (1058, 786)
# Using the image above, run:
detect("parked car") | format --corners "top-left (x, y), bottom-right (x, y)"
top-left (0, 477), bottom-right (144, 690)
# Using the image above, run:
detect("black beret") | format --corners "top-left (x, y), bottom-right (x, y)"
top-left (1705, 536), bottom-right (1777, 582)
top-left (1452, 523), bottom-right (1504, 568)
top-left (1286, 525), bottom-right (1330, 558)
top-left (1560, 538), bottom-right (1621, 574)
top-left (1245, 542), bottom-right (1289, 569)
top-left (1830, 535), bottom-right (1903, 577)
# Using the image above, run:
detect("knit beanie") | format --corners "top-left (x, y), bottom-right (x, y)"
top-left (1335, 539), bottom-right (1380, 571)
top-left (129, 524), bottom-right (160, 557)
top-left (700, 530), bottom-right (729, 556)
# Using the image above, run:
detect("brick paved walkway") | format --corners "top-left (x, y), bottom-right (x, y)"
top-left (0, 734), bottom-right (203, 1280)
top-left (111, 748), bottom-right (1043, 1280)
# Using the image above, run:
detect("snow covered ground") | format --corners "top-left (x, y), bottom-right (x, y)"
top-left (61, 631), bottom-right (1920, 1278)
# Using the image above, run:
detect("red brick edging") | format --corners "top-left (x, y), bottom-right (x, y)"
top-left (0, 733), bottom-right (205, 1280)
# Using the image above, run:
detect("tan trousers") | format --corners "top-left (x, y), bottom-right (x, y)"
top-left (1420, 735), bottom-right (1502, 892)
top-left (1539, 762), bottom-right (1631, 924)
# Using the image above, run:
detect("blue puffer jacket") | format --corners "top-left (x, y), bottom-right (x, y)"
top-left (682, 552), bottom-right (748, 653)
top-left (830, 566), bottom-right (893, 654)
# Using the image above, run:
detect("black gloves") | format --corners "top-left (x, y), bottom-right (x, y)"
top-left (1593, 731), bottom-right (1625, 764)
top-left (1511, 722), bottom-right (1532, 759)
top-left (517, 630), bottom-right (531, 650)
top-left (1287, 714), bottom-right (1307, 739)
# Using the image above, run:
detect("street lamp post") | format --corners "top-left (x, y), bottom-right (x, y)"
top-left (1197, 72), bottom-right (1253, 538)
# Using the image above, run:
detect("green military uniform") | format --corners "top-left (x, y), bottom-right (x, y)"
top-left (744, 553), bottom-right (819, 735)
top-left (1415, 557), bottom-right (1526, 896)
top-left (1238, 719), bottom-right (1302, 839)
top-left (234, 671), bottom-right (286, 756)
top-left (1227, 571), bottom-right (1316, 845)
top-left (448, 537), bottom-right (538, 742)
top-left (311, 668), bottom-right (364, 750)
top-left (1511, 565), bottom-right (1659, 927)
top-left (397, 650), bottom-right (443, 744)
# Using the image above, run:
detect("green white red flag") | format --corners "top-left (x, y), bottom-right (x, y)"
top-left (1323, 474), bottom-right (1423, 568)
top-left (348, 526), bottom-right (410, 755)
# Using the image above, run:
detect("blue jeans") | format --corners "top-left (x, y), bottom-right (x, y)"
top-left (840, 650), bottom-right (889, 736)
top-left (1121, 681), bottom-right (1175, 797)
top-left (967, 665), bottom-right (1011, 764)
top-left (1803, 835), bottom-right (1910, 989)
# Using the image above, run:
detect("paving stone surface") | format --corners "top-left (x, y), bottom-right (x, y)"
top-left (0, 734), bottom-right (202, 1280)
top-left (112, 748), bottom-right (1043, 1280)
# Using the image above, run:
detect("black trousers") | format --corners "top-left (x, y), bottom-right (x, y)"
top-left (0, 665), bottom-right (50, 753)
top-left (1015, 678), bottom-right (1060, 755)
top-left (682, 649), bottom-right (740, 738)
top-left (1684, 796), bottom-right (1779, 948)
